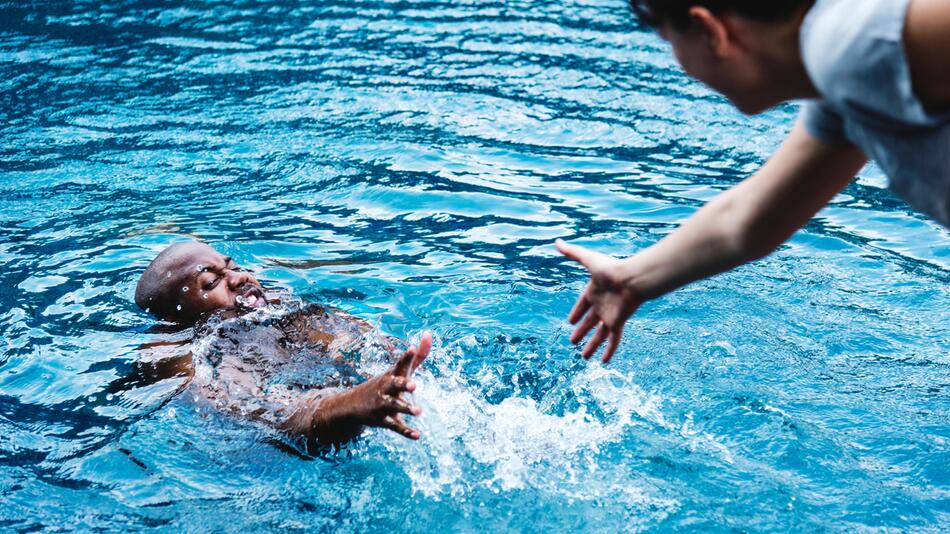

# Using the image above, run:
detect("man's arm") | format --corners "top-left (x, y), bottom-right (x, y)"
top-left (280, 332), bottom-right (431, 450)
top-left (107, 339), bottom-right (193, 394)
top-left (557, 120), bottom-right (868, 362)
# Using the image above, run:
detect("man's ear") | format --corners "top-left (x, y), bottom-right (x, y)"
top-left (688, 6), bottom-right (733, 59)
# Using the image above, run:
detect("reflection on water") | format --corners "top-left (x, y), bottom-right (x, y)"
top-left (1, 0), bottom-right (949, 531)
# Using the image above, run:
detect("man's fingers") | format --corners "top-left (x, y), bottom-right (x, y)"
top-left (570, 312), bottom-right (600, 345)
top-left (382, 415), bottom-right (420, 440)
top-left (410, 331), bottom-right (432, 373)
top-left (388, 396), bottom-right (422, 416)
top-left (602, 328), bottom-right (623, 364)
top-left (582, 324), bottom-right (609, 359)
top-left (386, 376), bottom-right (416, 395)
top-left (393, 347), bottom-right (416, 376)
top-left (567, 290), bottom-right (591, 325)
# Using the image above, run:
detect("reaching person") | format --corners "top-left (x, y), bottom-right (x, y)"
top-left (133, 240), bottom-right (432, 451)
top-left (558, 0), bottom-right (949, 362)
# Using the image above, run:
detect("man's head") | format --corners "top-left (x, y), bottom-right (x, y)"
top-left (135, 241), bottom-right (266, 323)
top-left (630, 0), bottom-right (816, 114)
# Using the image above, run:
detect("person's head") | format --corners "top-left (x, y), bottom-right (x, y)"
top-left (135, 241), bottom-right (266, 324)
top-left (630, 0), bottom-right (815, 114)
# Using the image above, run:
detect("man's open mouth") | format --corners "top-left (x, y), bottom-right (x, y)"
top-left (235, 285), bottom-right (266, 308)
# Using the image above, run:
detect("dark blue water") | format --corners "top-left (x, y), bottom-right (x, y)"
top-left (1, 0), bottom-right (949, 531)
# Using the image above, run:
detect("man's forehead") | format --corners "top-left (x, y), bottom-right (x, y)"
top-left (167, 244), bottom-right (227, 273)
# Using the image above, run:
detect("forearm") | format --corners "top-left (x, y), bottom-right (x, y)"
top-left (619, 187), bottom-right (763, 300)
top-left (281, 389), bottom-right (364, 448)
top-left (618, 121), bottom-right (867, 300)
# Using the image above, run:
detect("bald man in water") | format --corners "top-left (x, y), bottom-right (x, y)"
top-left (134, 241), bottom-right (432, 450)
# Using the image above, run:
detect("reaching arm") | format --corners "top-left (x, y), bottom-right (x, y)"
top-left (280, 332), bottom-right (432, 450)
top-left (557, 120), bottom-right (867, 362)
top-left (905, 0), bottom-right (950, 112)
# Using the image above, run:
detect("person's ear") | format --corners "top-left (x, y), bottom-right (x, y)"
top-left (688, 6), bottom-right (732, 59)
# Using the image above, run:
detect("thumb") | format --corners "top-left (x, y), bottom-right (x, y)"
top-left (411, 331), bottom-right (432, 372)
top-left (555, 239), bottom-right (596, 267)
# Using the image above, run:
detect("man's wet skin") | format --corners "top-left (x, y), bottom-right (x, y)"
top-left (134, 241), bottom-right (433, 450)
top-left (141, 242), bottom-right (267, 323)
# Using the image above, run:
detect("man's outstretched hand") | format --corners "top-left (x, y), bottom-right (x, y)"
top-left (351, 331), bottom-right (432, 439)
top-left (556, 240), bottom-right (644, 363)
top-left (294, 331), bottom-right (432, 446)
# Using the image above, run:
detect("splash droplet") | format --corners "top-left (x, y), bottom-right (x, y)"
top-left (196, 264), bottom-right (205, 272)
top-left (176, 304), bottom-right (182, 311)
top-left (166, 271), bottom-right (172, 278)
top-left (182, 286), bottom-right (189, 292)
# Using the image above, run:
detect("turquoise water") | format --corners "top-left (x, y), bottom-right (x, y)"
top-left (2, 0), bottom-right (949, 531)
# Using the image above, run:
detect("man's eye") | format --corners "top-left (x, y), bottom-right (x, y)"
top-left (202, 278), bottom-right (219, 290)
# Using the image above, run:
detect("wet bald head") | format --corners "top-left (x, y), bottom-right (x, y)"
top-left (135, 241), bottom-right (217, 321)
top-left (135, 241), bottom-right (265, 324)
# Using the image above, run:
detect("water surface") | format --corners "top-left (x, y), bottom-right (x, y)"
top-left (1, 0), bottom-right (949, 531)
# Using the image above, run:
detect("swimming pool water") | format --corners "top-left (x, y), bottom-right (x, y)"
top-left (1, 0), bottom-right (949, 531)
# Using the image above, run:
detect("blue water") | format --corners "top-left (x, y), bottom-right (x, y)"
top-left (2, 0), bottom-right (949, 531)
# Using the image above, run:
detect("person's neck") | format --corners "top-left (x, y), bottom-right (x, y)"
top-left (753, 6), bottom-right (820, 101)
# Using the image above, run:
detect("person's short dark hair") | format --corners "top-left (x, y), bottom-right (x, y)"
top-left (629, 0), bottom-right (814, 31)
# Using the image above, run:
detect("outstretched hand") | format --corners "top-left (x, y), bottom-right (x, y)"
top-left (556, 239), bottom-right (644, 363)
top-left (345, 331), bottom-right (432, 440)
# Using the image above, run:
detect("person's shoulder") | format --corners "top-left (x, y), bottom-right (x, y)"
top-left (800, 0), bottom-right (909, 100)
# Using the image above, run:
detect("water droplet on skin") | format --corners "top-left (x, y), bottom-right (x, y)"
top-left (196, 264), bottom-right (205, 272)
top-left (166, 271), bottom-right (171, 278)
top-left (176, 304), bottom-right (182, 311)
top-left (182, 286), bottom-right (189, 292)
top-left (202, 293), bottom-right (208, 300)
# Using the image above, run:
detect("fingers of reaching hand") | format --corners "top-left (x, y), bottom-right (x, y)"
top-left (555, 239), bottom-right (591, 266)
top-left (582, 323), bottom-right (609, 360)
top-left (382, 415), bottom-right (420, 440)
top-left (602, 329), bottom-right (623, 364)
top-left (570, 312), bottom-right (600, 345)
top-left (568, 290), bottom-right (591, 325)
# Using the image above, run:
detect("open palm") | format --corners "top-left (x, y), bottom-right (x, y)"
top-left (556, 240), bottom-right (644, 363)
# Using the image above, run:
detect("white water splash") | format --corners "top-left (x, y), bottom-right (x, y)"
top-left (371, 334), bottom-right (730, 520)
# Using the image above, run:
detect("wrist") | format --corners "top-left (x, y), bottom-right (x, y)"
top-left (286, 389), bottom-right (364, 447)
top-left (616, 256), bottom-right (653, 302)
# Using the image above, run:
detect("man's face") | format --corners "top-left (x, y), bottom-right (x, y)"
top-left (164, 242), bottom-right (266, 321)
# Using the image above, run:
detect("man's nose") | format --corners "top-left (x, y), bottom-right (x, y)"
top-left (226, 269), bottom-right (250, 288)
